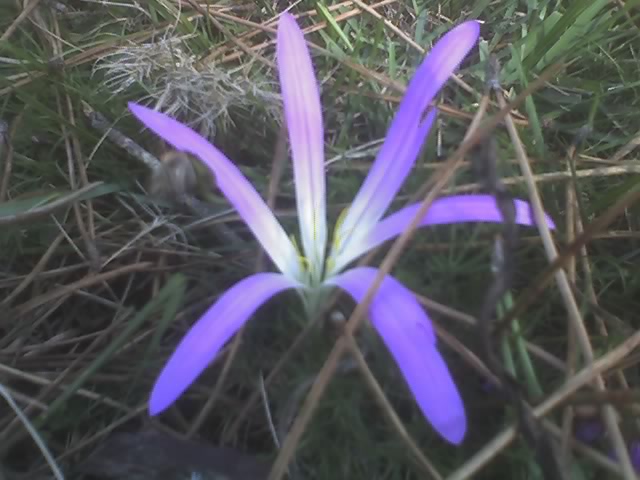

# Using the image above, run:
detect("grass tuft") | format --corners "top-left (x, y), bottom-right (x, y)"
top-left (1, 1), bottom-right (639, 479)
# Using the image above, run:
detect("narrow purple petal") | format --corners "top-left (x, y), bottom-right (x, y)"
top-left (277, 14), bottom-right (327, 277)
top-left (149, 273), bottom-right (299, 415)
top-left (329, 110), bottom-right (436, 275)
top-left (332, 195), bottom-right (556, 271)
top-left (328, 267), bottom-right (466, 444)
top-left (334, 21), bottom-right (480, 258)
top-left (128, 103), bottom-right (301, 281)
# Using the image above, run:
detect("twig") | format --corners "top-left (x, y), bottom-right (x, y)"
top-left (560, 129), bottom-right (581, 472)
top-left (0, 182), bottom-right (105, 226)
top-left (471, 123), bottom-right (563, 478)
top-left (203, 0), bottom-right (397, 62)
top-left (0, 112), bottom-right (20, 202)
top-left (610, 126), bottom-right (640, 162)
top-left (186, 0), bottom-right (274, 69)
top-left (346, 336), bottom-right (443, 480)
top-left (446, 330), bottom-right (640, 480)
top-left (350, 0), bottom-right (476, 98)
top-left (10, 262), bottom-right (152, 319)
top-left (544, 420), bottom-right (622, 476)
top-left (222, 309), bottom-right (325, 441)
top-left (443, 164), bottom-right (640, 193)
top-left (495, 186), bottom-right (640, 330)
top-left (0, 0), bottom-right (43, 42)
top-left (259, 373), bottom-right (280, 449)
top-left (82, 101), bottom-right (161, 170)
top-left (56, 91), bottom-right (101, 269)
top-left (0, 363), bottom-right (131, 413)
top-left (0, 383), bottom-right (64, 480)
top-left (495, 87), bottom-right (637, 478)
top-left (2, 234), bottom-right (65, 306)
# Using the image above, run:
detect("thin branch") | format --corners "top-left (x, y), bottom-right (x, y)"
top-left (447, 330), bottom-right (640, 480)
top-left (495, 88), bottom-right (636, 479)
top-left (0, 383), bottom-right (64, 480)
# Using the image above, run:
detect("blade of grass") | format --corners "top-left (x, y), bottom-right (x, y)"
top-left (35, 274), bottom-right (186, 425)
top-left (316, 2), bottom-right (354, 52)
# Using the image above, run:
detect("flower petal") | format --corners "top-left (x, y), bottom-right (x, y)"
top-left (129, 103), bottom-right (301, 281)
top-left (332, 195), bottom-right (556, 272)
top-left (327, 267), bottom-right (466, 444)
top-left (277, 13), bottom-right (327, 279)
top-left (333, 21), bottom-right (480, 260)
top-left (329, 110), bottom-right (435, 273)
top-left (149, 273), bottom-right (299, 415)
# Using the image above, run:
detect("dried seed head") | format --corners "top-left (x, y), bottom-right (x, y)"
top-left (149, 151), bottom-right (197, 203)
top-left (94, 34), bottom-right (280, 138)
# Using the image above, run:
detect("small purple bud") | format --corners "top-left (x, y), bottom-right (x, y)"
top-left (574, 418), bottom-right (604, 443)
top-left (480, 378), bottom-right (500, 394)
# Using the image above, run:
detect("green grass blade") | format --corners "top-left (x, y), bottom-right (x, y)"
top-left (36, 274), bottom-right (187, 424)
top-left (316, 2), bottom-right (354, 52)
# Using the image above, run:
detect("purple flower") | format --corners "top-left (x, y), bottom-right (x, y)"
top-left (609, 439), bottom-right (640, 472)
top-left (630, 441), bottom-right (640, 471)
top-left (575, 418), bottom-right (604, 443)
top-left (129, 14), bottom-right (554, 444)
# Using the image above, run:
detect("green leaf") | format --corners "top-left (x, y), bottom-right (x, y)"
top-left (316, 2), bottom-right (354, 52)
top-left (523, 0), bottom-right (610, 72)
top-left (0, 183), bottom-right (122, 218)
top-left (509, 44), bottom-right (545, 158)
